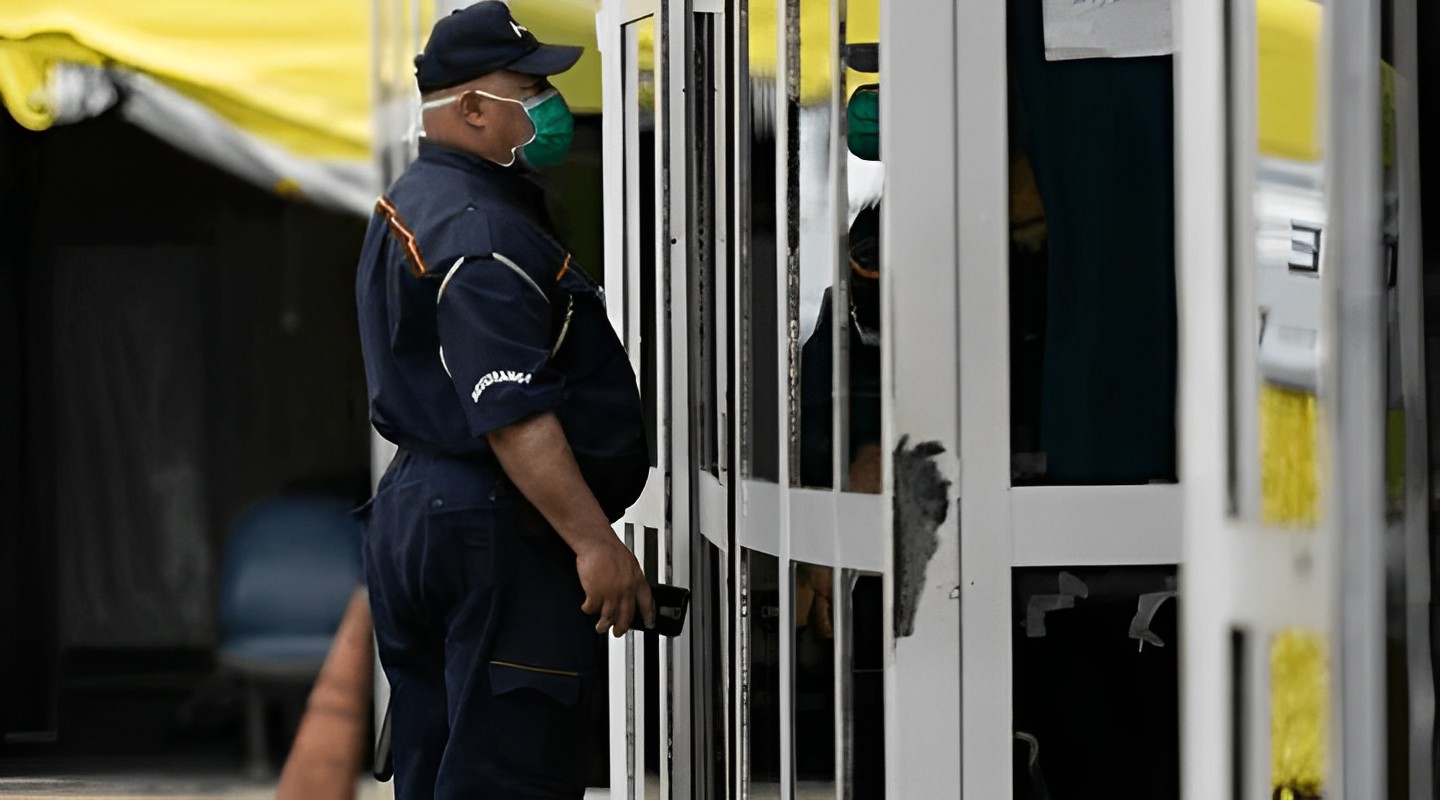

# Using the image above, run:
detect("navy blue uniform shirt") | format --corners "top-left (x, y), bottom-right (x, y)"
top-left (356, 139), bottom-right (646, 517)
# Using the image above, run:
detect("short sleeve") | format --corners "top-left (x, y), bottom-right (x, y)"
top-left (435, 254), bottom-right (566, 438)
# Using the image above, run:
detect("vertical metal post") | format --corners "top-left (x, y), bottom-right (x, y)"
top-left (1175, 0), bottom-right (1235, 794)
top-left (832, 570), bottom-right (853, 800)
top-left (732, 1), bottom-right (755, 796)
top-left (952, 0), bottom-right (1009, 795)
top-left (664, 0), bottom-right (697, 794)
top-left (625, 19), bottom-right (646, 385)
top-left (881, 0), bottom-right (962, 797)
top-left (653, 3), bottom-right (673, 794)
top-left (776, 1), bottom-right (798, 797)
top-left (732, 2), bottom-right (751, 793)
top-left (598, 4), bottom-right (639, 796)
top-left (1227, 0), bottom-right (1263, 524)
top-left (695, 9), bottom-right (735, 796)
top-left (828, 0), bottom-right (850, 495)
top-left (600, 0), bottom-right (628, 343)
top-left (1325, 0), bottom-right (1386, 795)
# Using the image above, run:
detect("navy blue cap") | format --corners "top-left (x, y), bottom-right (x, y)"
top-left (846, 43), bottom-right (878, 73)
top-left (415, 1), bottom-right (584, 93)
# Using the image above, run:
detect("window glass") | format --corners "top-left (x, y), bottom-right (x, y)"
top-left (625, 17), bottom-right (660, 469)
top-left (1006, 0), bottom-right (1178, 486)
top-left (743, 0), bottom-right (780, 483)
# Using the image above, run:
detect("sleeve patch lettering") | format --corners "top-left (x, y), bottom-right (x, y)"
top-left (471, 370), bottom-right (534, 402)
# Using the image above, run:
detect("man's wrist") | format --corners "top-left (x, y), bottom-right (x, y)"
top-left (558, 520), bottom-right (617, 556)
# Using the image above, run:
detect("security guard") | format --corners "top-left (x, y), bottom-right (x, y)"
top-left (354, 3), bottom-right (652, 798)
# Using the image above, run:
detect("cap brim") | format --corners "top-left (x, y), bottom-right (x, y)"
top-left (506, 43), bottom-right (584, 76)
top-left (846, 43), bottom-right (879, 73)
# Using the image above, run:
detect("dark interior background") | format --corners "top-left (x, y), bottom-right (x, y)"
top-left (0, 107), bottom-right (610, 772)
top-left (0, 108), bottom-right (371, 756)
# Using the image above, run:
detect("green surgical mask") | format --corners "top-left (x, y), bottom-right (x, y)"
top-left (847, 84), bottom-right (880, 161)
top-left (514, 88), bottom-right (575, 169)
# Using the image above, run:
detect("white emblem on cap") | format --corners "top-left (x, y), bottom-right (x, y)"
top-left (510, 21), bottom-right (527, 38)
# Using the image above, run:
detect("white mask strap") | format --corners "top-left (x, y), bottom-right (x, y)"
top-left (419, 88), bottom-right (520, 112)
top-left (417, 89), bottom-right (534, 166)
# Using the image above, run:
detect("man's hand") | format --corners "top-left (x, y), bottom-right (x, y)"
top-left (574, 535), bottom-right (654, 637)
top-left (487, 412), bottom-right (653, 637)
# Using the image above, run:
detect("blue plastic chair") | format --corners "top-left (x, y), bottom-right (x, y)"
top-left (216, 495), bottom-right (362, 776)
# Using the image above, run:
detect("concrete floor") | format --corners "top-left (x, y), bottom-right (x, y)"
top-left (0, 769), bottom-right (838, 799)
top-left (0, 760), bottom-right (376, 799)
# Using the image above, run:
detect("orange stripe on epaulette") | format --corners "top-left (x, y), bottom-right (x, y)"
top-left (376, 196), bottom-right (429, 278)
top-left (555, 253), bottom-right (572, 281)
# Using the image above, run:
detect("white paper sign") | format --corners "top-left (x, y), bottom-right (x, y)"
top-left (1042, 0), bottom-right (1173, 62)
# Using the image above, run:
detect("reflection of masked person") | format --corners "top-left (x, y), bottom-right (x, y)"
top-left (847, 204), bottom-right (881, 346)
top-left (794, 206), bottom-right (882, 784)
top-left (798, 204), bottom-right (882, 492)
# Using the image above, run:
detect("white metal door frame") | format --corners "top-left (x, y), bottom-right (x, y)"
top-left (1179, 1), bottom-right (1401, 797)
top-left (880, 1), bottom-right (963, 797)
top-left (941, 3), bottom-right (1189, 797)
top-left (1327, 0), bottom-right (1386, 794)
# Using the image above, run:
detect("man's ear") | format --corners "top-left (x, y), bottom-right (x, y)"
top-left (458, 91), bottom-right (487, 128)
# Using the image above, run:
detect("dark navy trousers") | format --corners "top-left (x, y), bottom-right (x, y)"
top-left (362, 450), bottom-right (600, 799)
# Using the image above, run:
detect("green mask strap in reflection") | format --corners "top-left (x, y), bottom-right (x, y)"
top-left (847, 84), bottom-right (880, 161)
top-left (516, 88), bottom-right (575, 170)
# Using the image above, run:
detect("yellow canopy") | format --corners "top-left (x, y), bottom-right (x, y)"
top-left (0, 1), bottom-right (372, 159)
top-left (0, 0), bottom-right (604, 213)
top-left (0, 0), bottom-right (880, 203)
top-left (1258, 0), bottom-right (1322, 162)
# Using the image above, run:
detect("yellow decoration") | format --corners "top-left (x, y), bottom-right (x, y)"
top-left (1257, 0), bottom-right (1322, 163)
top-left (1271, 629), bottom-right (1327, 800)
top-left (1257, 0), bottom-right (1396, 166)
top-left (1259, 382), bottom-right (1320, 528)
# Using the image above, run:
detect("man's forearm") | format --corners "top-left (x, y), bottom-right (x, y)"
top-left (488, 409), bottom-right (652, 633)
top-left (486, 411), bottom-right (613, 554)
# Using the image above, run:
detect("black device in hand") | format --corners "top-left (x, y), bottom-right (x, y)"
top-left (633, 582), bottom-right (690, 637)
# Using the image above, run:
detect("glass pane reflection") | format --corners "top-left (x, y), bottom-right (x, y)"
top-left (850, 572), bottom-right (885, 797)
top-left (745, 549), bottom-right (782, 796)
top-left (794, 0), bottom-right (837, 488)
top-left (745, 0), bottom-right (781, 483)
top-left (794, 561), bottom-right (835, 787)
top-left (626, 17), bottom-right (660, 469)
